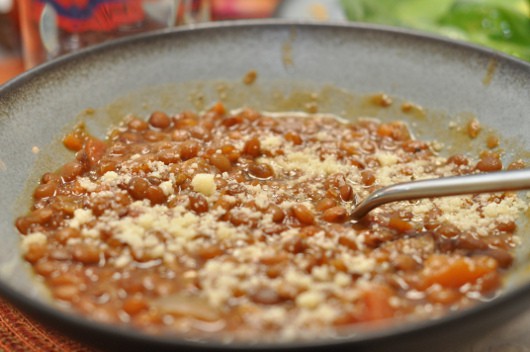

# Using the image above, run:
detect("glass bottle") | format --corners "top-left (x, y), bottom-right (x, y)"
top-left (18, 0), bottom-right (178, 68)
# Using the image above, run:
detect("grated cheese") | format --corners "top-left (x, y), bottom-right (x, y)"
top-left (191, 173), bottom-right (216, 196)
top-left (20, 232), bottom-right (47, 253)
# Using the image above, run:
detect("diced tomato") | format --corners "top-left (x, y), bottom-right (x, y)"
top-left (84, 137), bottom-right (107, 170)
top-left (359, 284), bottom-right (395, 322)
top-left (63, 132), bottom-right (84, 151)
top-left (421, 254), bottom-right (498, 289)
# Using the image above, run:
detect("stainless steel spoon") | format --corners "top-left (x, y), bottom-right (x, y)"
top-left (350, 168), bottom-right (530, 220)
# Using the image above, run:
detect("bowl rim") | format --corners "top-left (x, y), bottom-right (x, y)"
top-left (1, 19), bottom-right (530, 350)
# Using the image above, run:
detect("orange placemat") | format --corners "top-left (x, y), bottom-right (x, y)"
top-left (0, 297), bottom-right (96, 352)
top-left (0, 56), bottom-right (24, 85)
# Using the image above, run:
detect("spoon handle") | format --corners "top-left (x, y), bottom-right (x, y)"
top-left (350, 168), bottom-right (530, 220)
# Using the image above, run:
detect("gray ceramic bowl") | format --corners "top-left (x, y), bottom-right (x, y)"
top-left (1, 21), bottom-right (530, 351)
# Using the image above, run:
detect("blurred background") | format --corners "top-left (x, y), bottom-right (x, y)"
top-left (1, 0), bottom-right (529, 84)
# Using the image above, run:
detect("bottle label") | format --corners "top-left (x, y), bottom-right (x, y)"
top-left (34, 0), bottom-right (145, 32)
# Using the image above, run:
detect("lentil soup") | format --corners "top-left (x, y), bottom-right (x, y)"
top-left (15, 103), bottom-right (528, 341)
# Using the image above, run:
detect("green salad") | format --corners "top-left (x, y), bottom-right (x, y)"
top-left (341, 0), bottom-right (530, 61)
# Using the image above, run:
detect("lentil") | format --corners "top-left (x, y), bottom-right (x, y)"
top-left (148, 111), bottom-right (171, 129)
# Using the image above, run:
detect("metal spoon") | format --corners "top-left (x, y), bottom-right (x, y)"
top-left (350, 168), bottom-right (530, 220)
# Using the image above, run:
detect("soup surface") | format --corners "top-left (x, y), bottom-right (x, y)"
top-left (15, 104), bottom-right (527, 340)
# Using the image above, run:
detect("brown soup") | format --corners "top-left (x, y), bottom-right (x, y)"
top-left (15, 103), bottom-right (527, 341)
